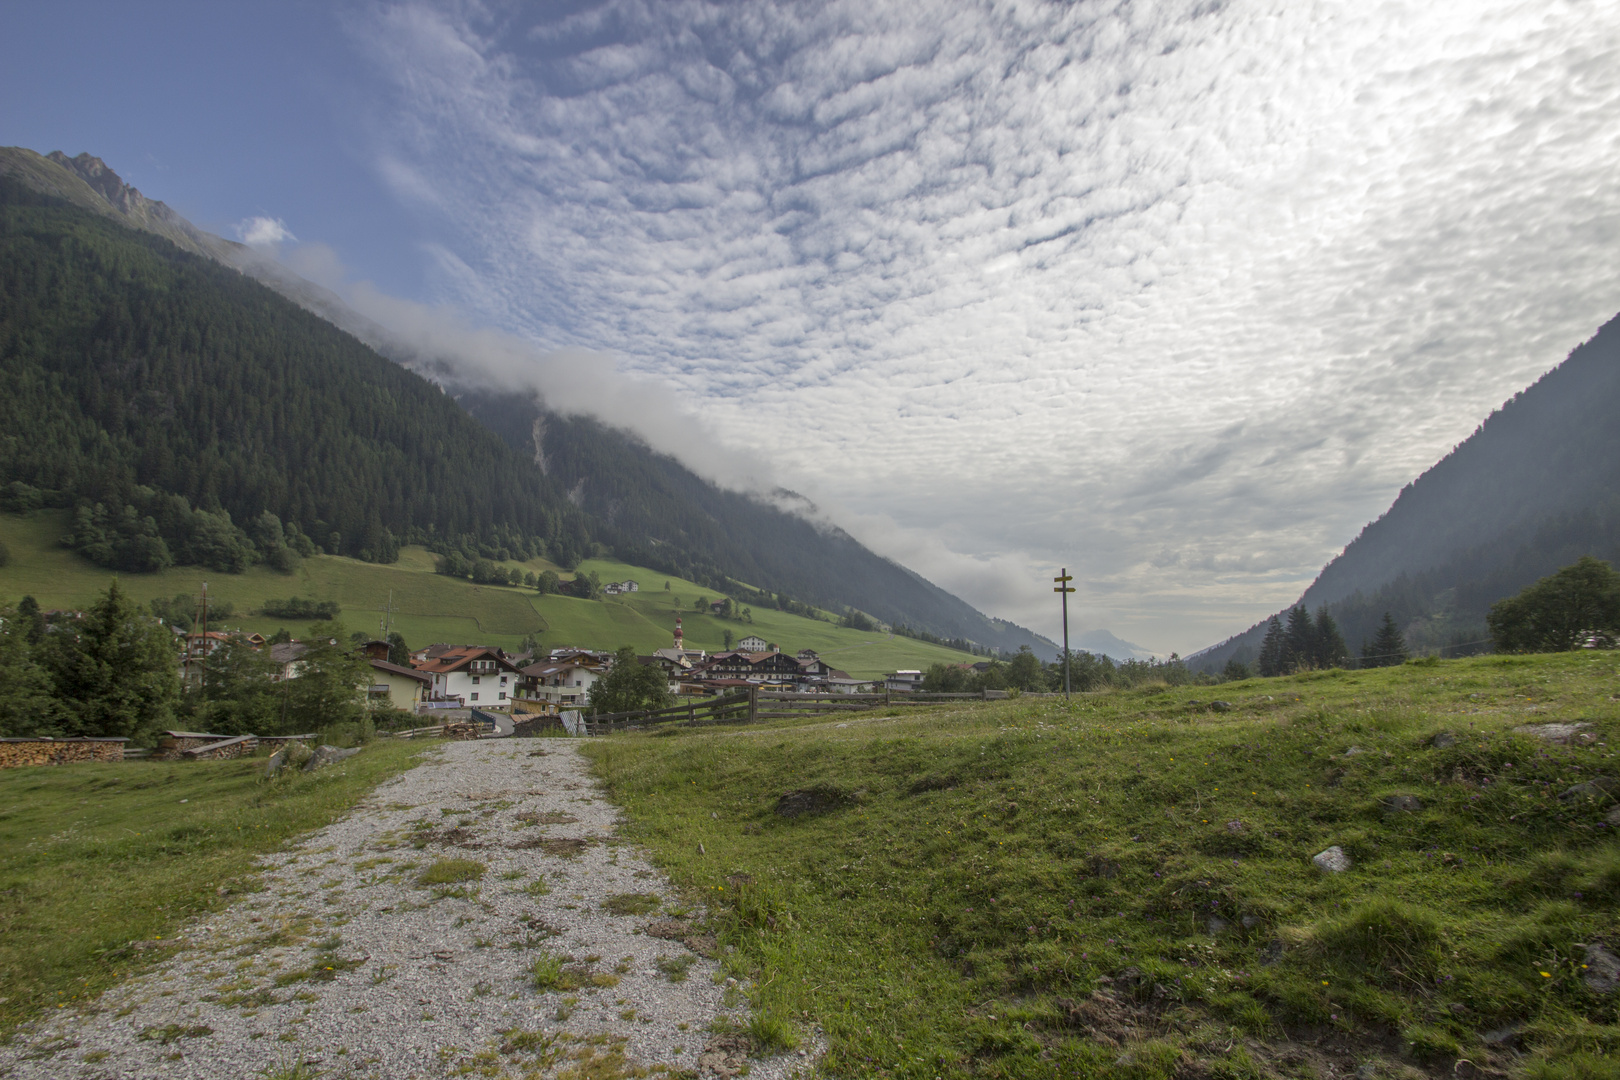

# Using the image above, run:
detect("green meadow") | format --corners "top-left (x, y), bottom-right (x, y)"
top-left (585, 651), bottom-right (1620, 1078)
top-left (0, 740), bottom-right (431, 1039)
top-left (0, 511), bottom-right (977, 677)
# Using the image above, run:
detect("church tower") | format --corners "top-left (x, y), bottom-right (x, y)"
top-left (673, 616), bottom-right (684, 652)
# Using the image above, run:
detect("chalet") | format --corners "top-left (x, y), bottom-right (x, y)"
top-left (737, 635), bottom-right (769, 652)
top-left (696, 650), bottom-right (804, 686)
top-left (602, 579), bottom-right (640, 595)
top-left (884, 670), bottom-right (924, 693)
top-left (639, 651), bottom-right (691, 694)
top-left (416, 646), bottom-right (525, 707)
top-left (519, 653), bottom-right (609, 707)
top-left (270, 641), bottom-right (310, 681)
top-left (796, 654), bottom-right (833, 680)
top-left (367, 659), bottom-right (431, 711)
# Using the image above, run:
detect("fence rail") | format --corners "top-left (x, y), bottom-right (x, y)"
top-left (580, 686), bottom-right (1007, 735)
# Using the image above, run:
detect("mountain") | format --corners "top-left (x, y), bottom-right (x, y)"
top-left (0, 145), bottom-right (1055, 656)
top-left (1071, 629), bottom-right (1157, 662)
top-left (1190, 314), bottom-right (1620, 671)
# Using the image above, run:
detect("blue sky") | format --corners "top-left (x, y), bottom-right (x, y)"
top-left (6, 2), bottom-right (1620, 654)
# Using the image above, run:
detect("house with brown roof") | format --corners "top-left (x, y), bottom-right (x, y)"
top-left (694, 650), bottom-right (804, 687)
top-left (415, 646), bottom-right (525, 708)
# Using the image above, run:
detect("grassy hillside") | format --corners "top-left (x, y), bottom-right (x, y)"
top-left (0, 511), bottom-right (977, 677)
top-left (586, 652), bottom-right (1620, 1078)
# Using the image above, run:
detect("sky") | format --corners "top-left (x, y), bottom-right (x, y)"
top-left (5, 1), bottom-right (1620, 655)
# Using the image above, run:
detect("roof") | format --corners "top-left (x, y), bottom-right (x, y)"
top-left (369, 658), bottom-right (431, 684)
top-left (416, 646), bottom-right (522, 675)
top-left (270, 642), bottom-right (309, 664)
top-left (519, 657), bottom-right (605, 678)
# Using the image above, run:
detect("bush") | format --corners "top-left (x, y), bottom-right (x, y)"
top-left (1489, 556), bottom-right (1620, 652)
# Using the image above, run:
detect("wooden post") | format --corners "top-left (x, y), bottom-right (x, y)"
top-left (748, 684), bottom-right (758, 725)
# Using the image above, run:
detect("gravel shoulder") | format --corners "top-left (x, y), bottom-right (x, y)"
top-left (0, 739), bottom-right (817, 1079)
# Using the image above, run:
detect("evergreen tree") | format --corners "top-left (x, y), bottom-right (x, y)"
top-left (1362, 612), bottom-right (1408, 668)
top-left (1256, 615), bottom-right (1286, 677)
top-left (1312, 607), bottom-right (1350, 669)
top-left (1283, 605), bottom-right (1315, 672)
top-left (279, 622), bottom-right (370, 734)
top-left (386, 632), bottom-right (411, 667)
top-left (41, 580), bottom-right (179, 739)
top-left (1223, 657), bottom-right (1252, 681)
top-left (0, 599), bottom-right (68, 736)
top-left (16, 594), bottom-right (45, 644)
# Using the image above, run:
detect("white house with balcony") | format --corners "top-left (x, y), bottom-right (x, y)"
top-left (415, 646), bottom-right (525, 708)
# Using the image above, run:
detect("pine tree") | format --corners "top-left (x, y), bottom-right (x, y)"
top-left (1257, 616), bottom-right (1286, 677)
top-left (1312, 607), bottom-right (1349, 669)
top-left (1284, 605), bottom-right (1315, 672)
top-left (41, 580), bottom-right (180, 739)
top-left (1363, 612), bottom-right (1408, 668)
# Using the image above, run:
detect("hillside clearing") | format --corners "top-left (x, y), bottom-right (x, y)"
top-left (0, 511), bottom-right (979, 676)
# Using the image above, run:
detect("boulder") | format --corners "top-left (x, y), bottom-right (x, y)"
top-left (1381, 794), bottom-right (1424, 815)
top-left (1606, 806), bottom-right (1620, 827)
top-left (1312, 846), bottom-right (1351, 874)
top-left (1513, 722), bottom-right (1593, 744)
top-left (263, 747), bottom-right (289, 777)
top-left (286, 741), bottom-right (313, 767)
top-left (1431, 732), bottom-right (1457, 749)
top-left (302, 744), bottom-right (360, 772)
top-left (1584, 943), bottom-right (1620, 993)
top-left (1558, 776), bottom-right (1618, 803)
top-left (1210, 701), bottom-right (1233, 712)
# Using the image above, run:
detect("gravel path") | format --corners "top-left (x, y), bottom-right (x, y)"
top-left (1, 740), bottom-right (818, 1080)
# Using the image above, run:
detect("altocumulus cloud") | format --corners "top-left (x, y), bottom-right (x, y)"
top-left (345, 0), bottom-right (1620, 653)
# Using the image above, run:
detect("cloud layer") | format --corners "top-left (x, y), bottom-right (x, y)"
top-left (346, 0), bottom-right (1620, 652)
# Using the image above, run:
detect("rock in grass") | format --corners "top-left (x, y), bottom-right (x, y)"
top-left (774, 785), bottom-right (849, 818)
top-left (1312, 846), bottom-right (1351, 874)
top-left (1431, 732), bottom-right (1457, 749)
top-left (1513, 722), bottom-right (1593, 744)
top-left (303, 745), bottom-right (360, 772)
top-left (1381, 794), bottom-right (1424, 815)
top-left (1606, 807), bottom-right (1620, 827)
top-left (263, 747), bottom-right (289, 776)
top-left (1558, 776), bottom-right (1618, 802)
top-left (1584, 943), bottom-right (1620, 993)
top-left (1210, 701), bottom-right (1232, 712)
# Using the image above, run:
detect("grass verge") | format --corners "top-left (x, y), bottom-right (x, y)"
top-left (0, 739), bottom-right (433, 1039)
top-left (584, 652), bottom-right (1620, 1077)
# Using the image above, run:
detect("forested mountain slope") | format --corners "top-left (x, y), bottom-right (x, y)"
top-left (456, 391), bottom-right (1055, 655)
top-left (1192, 315), bottom-right (1620, 670)
top-left (0, 175), bottom-right (593, 568)
top-left (0, 147), bottom-right (1053, 653)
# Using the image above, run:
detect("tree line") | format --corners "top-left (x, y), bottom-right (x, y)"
top-left (0, 584), bottom-right (374, 743)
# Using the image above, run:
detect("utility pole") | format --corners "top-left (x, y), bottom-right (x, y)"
top-left (195, 581), bottom-right (209, 692)
top-left (1053, 569), bottom-right (1074, 698)
top-left (379, 589), bottom-right (396, 638)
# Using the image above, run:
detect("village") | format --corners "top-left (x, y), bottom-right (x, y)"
top-left (181, 609), bottom-right (945, 721)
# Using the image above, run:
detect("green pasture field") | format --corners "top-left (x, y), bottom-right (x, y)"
top-left (0, 739), bottom-right (432, 1039)
top-left (0, 511), bottom-right (978, 676)
top-left (585, 652), bottom-right (1620, 1078)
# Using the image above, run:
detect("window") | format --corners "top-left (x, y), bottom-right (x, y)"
top-left (471, 692), bottom-right (479, 702)
top-left (472, 675), bottom-right (481, 685)
top-left (499, 692), bottom-right (507, 700)
top-left (500, 676), bottom-right (508, 685)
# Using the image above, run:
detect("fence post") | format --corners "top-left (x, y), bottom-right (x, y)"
top-left (885, 687), bottom-right (891, 707)
top-left (982, 687), bottom-right (989, 700)
top-left (748, 684), bottom-right (758, 725)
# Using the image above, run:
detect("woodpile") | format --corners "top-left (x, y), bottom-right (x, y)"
top-left (0, 737), bottom-right (127, 769)
top-left (152, 730), bottom-right (232, 761)
top-left (443, 722), bottom-right (482, 740)
top-left (183, 735), bottom-right (259, 760)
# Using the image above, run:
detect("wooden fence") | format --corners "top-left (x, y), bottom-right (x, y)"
top-left (581, 686), bottom-right (1007, 735)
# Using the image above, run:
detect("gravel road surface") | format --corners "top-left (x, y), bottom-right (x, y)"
top-left (0, 739), bottom-right (816, 1079)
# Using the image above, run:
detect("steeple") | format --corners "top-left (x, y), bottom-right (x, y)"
top-left (673, 616), bottom-right (683, 651)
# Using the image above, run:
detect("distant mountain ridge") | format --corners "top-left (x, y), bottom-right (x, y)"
top-left (0, 145), bottom-right (1057, 657)
top-left (1191, 314), bottom-right (1620, 671)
